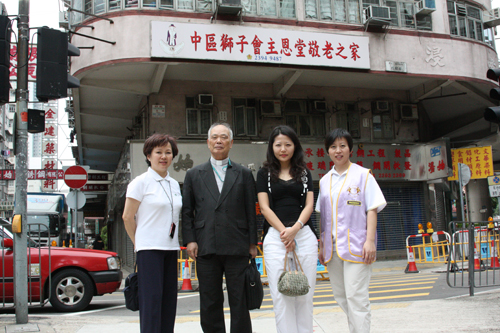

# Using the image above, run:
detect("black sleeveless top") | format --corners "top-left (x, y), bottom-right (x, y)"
top-left (256, 167), bottom-right (318, 239)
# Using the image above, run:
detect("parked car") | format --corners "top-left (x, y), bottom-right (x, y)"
top-left (0, 226), bottom-right (122, 312)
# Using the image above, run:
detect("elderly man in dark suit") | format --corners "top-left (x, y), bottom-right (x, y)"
top-left (182, 122), bottom-right (258, 333)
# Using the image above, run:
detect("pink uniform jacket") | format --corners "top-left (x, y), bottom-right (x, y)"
top-left (320, 163), bottom-right (373, 264)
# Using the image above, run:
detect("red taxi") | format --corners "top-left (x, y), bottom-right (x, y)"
top-left (0, 227), bottom-right (122, 312)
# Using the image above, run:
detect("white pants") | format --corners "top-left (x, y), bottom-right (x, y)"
top-left (264, 226), bottom-right (318, 333)
top-left (327, 252), bottom-right (372, 333)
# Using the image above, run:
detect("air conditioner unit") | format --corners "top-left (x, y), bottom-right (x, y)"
top-left (215, 0), bottom-right (242, 15)
top-left (484, 7), bottom-right (500, 28)
top-left (363, 5), bottom-right (391, 25)
top-left (400, 104), bottom-right (418, 120)
top-left (314, 101), bottom-right (328, 112)
top-left (260, 100), bottom-right (281, 117)
top-left (198, 94), bottom-right (213, 106)
top-left (376, 101), bottom-right (389, 111)
top-left (416, 0), bottom-right (436, 15)
top-left (59, 11), bottom-right (69, 29)
top-left (219, 0), bottom-right (241, 7)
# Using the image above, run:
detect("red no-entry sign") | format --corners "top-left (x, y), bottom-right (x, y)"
top-left (64, 166), bottom-right (88, 189)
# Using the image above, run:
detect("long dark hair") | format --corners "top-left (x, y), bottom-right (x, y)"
top-left (263, 125), bottom-right (307, 182)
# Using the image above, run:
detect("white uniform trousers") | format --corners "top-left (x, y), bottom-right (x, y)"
top-left (263, 226), bottom-right (318, 333)
top-left (326, 252), bottom-right (372, 333)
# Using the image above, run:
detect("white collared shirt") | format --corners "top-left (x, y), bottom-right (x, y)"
top-left (126, 167), bottom-right (182, 251)
top-left (210, 156), bottom-right (229, 192)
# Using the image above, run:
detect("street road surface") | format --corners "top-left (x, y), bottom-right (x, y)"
top-left (2, 269), bottom-right (498, 318)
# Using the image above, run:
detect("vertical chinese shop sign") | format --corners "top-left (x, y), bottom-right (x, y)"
top-left (448, 146), bottom-right (493, 181)
top-left (42, 106), bottom-right (58, 192)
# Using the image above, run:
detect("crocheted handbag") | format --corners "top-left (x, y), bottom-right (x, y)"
top-left (277, 250), bottom-right (310, 297)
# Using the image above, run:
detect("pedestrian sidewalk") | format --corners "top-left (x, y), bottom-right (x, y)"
top-left (2, 259), bottom-right (499, 333)
top-left (3, 290), bottom-right (500, 333)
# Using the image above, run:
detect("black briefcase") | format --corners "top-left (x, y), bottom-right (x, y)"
top-left (245, 257), bottom-right (264, 310)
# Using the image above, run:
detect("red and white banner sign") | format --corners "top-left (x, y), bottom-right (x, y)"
top-left (151, 22), bottom-right (370, 69)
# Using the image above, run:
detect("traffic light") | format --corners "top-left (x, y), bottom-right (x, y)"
top-left (36, 27), bottom-right (80, 102)
top-left (27, 109), bottom-right (45, 134)
top-left (0, 15), bottom-right (11, 103)
top-left (485, 68), bottom-right (500, 123)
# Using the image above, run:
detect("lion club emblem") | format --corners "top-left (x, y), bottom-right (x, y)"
top-left (346, 186), bottom-right (361, 197)
top-left (160, 24), bottom-right (185, 55)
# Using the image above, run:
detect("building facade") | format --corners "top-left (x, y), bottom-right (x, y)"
top-left (68, 0), bottom-right (500, 268)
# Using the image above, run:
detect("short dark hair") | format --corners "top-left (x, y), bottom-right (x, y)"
top-left (143, 133), bottom-right (178, 166)
top-left (324, 128), bottom-right (353, 152)
top-left (264, 125), bottom-right (307, 182)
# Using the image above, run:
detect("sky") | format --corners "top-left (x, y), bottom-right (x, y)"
top-left (2, 0), bottom-right (61, 29)
top-left (3, 0), bottom-right (76, 192)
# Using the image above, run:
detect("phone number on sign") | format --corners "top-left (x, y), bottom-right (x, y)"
top-left (255, 55), bottom-right (283, 62)
top-left (377, 173), bottom-right (406, 179)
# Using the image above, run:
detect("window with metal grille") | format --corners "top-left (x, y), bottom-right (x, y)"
top-left (94, 0), bottom-right (106, 13)
top-left (186, 96), bottom-right (212, 136)
top-left (448, 1), bottom-right (484, 42)
top-left (335, 102), bottom-right (361, 138)
top-left (109, 0), bottom-right (122, 10)
top-left (71, 0), bottom-right (294, 21)
top-left (84, 0), bottom-right (92, 17)
top-left (233, 98), bottom-right (257, 137)
top-left (284, 100), bottom-right (325, 137)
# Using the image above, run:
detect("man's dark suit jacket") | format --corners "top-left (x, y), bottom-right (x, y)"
top-left (182, 160), bottom-right (258, 256)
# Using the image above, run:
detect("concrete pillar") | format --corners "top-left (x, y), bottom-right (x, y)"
top-left (467, 179), bottom-right (491, 222)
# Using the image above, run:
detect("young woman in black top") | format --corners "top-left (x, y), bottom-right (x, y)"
top-left (256, 125), bottom-right (318, 333)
